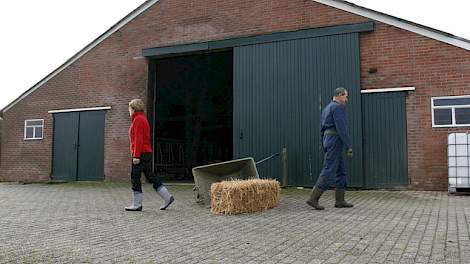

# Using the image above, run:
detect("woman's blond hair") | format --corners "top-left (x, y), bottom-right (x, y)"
top-left (129, 99), bottom-right (145, 112)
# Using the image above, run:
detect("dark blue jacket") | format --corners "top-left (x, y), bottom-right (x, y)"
top-left (320, 100), bottom-right (352, 149)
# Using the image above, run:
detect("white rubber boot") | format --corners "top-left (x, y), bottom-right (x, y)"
top-left (156, 186), bottom-right (174, 210)
top-left (125, 191), bottom-right (143, 211)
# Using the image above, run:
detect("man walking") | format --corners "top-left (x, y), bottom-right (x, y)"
top-left (307, 87), bottom-right (354, 210)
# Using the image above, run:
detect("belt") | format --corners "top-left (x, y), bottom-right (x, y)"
top-left (324, 129), bottom-right (337, 135)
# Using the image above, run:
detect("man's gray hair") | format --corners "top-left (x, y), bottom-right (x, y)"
top-left (334, 87), bottom-right (348, 96)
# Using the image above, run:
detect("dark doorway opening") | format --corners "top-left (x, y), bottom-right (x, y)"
top-left (154, 51), bottom-right (233, 180)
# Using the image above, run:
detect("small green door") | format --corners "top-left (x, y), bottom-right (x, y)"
top-left (52, 110), bottom-right (106, 181)
top-left (362, 92), bottom-right (408, 188)
top-left (76, 111), bottom-right (105, 181)
top-left (52, 112), bottom-right (79, 181)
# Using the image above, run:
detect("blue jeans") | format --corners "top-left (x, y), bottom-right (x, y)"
top-left (315, 135), bottom-right (347, 190)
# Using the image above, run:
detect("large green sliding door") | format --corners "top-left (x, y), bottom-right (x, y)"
top-left (52, 110), bottom-right (106, 181)
top-left (233, 33), bottom-right (363, 187)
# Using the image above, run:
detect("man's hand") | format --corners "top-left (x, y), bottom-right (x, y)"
top-left (132, 158), bottom-right (140, 165)
top-left (346, 148), bottom-right (353, 159)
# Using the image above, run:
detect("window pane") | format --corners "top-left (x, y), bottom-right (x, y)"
top-left (26, 120), bottom-right (43, 126)
top-left (434, 109), bottom-right (452, 125)
top-left (25, 127), bottom-right (34, 138)
top-left (35, 127), bottom-right (43, 138)
top-left (455, 108), bottom-right (470, 125)
top-left (434, 98), bottom-right (470, 106)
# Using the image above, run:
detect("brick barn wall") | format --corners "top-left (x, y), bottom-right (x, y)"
top-left (360, 24), bottom-right (470, 190)
top-left (1, 0), bottom-right (469, 189)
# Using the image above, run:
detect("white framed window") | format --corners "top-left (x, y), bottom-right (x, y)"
top-left (24, 119), bottom-right (44, 140)
top-left (432, 95), bottom-right (470, 127)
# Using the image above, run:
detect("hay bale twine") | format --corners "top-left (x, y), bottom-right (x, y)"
top-left (210, 179), bottom-right (280, 215)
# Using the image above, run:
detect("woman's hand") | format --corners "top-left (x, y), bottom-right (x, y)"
top-left (133, 158), bottom-right (140, 165)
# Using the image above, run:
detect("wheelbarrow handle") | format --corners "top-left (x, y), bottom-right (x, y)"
top-left (256, 153), bottom-right (280, 165)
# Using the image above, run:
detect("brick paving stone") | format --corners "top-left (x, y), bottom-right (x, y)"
top-left (1, 182), bottom-right (470, 263)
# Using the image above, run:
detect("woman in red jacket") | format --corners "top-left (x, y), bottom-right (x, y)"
top-left (125, 99), bottom-right (174, 211)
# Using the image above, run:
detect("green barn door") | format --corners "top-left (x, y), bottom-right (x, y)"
top-left (233, 33), bottom-right (363, 187)
top-left (52, 110), bottom-right (106, 181)
top-left (52, 112), bottom-right (79, 181)
top-left (362, 92), bottom-right (408, 188)
top-left (77, 111), bottom-right (105, 181)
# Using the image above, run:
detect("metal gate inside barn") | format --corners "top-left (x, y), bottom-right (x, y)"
top-left (51, 110), bottom-right (106, 181)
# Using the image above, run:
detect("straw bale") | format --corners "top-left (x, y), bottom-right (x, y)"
top-left (210, 179), bottom-right (280, 215)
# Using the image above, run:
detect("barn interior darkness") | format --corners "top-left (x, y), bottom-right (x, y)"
top-left (154, 51), bottom-right (233, 180)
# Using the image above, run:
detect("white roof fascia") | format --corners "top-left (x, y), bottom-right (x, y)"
top-left (361, 87), bottom-right (415, 94)
top-left (2, 0), bottom-right (160, 113)
top-left (48, 106), bottom-right (111, 114)
top-left (314, 0), bottom-right (470, 51)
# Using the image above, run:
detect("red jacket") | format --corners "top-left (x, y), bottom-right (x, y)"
top-left (129, 112), bottom-right (152, 158)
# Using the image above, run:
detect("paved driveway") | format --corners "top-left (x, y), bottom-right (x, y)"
top-left (1, 182), bottom-right (469, 263)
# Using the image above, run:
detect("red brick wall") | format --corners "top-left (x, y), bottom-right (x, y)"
top-left (360, 24), bottom-right (470, 190)
top-left (1, 0), bottom-right (469, 189)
